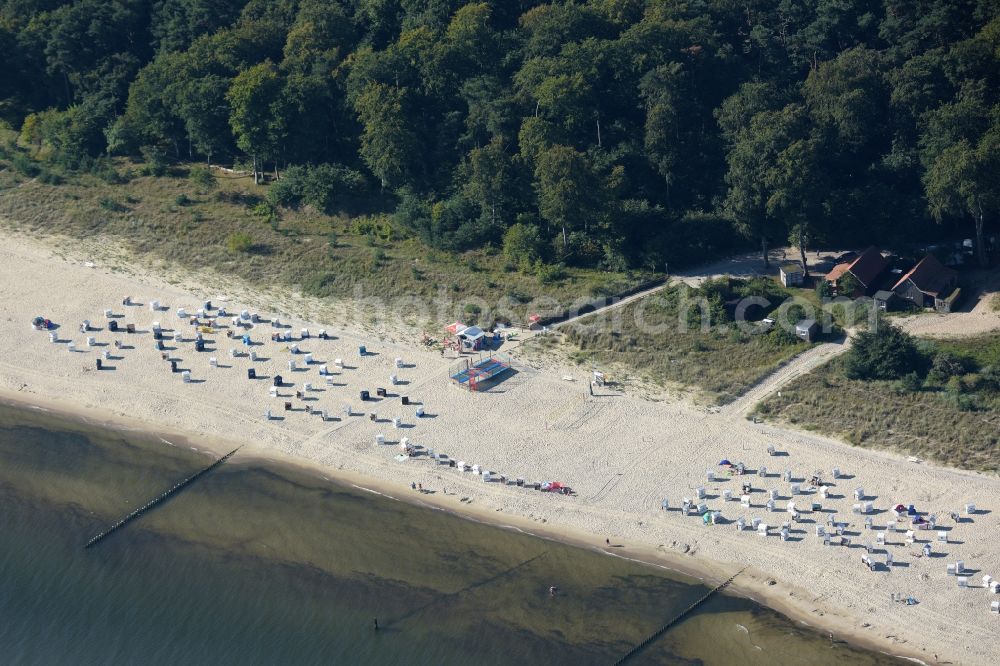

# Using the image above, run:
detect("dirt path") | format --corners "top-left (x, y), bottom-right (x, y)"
top-left (719, 337), bottom-right (851, 418)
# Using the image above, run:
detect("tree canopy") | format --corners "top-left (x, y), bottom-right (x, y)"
top-left (3, 0), bottom-right (998, 270)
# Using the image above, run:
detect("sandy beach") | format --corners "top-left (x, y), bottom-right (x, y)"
top-left (1, 231), bottom-right (998, 665)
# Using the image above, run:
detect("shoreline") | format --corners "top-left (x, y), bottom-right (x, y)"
top-left (1, 230), bottom-right (995, 665)
top-left (0, 388), bottom-right (924, 663)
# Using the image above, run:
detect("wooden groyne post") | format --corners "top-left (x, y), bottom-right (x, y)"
top-left (612, 568), bottom-right (745, 666)
top-left (84, 446), bottom-right (242, 549)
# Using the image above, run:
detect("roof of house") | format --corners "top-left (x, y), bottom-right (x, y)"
top-left (845, 247), bottom-right (888, 287)
top-left (796, 319), bottom-right (817, 330)
top-left (892, 254), bottom-right (958, 297)
top-left (825, 262), bottom-right (851, 282)
top-left (873, 290), bottom-right (894, 301)
top-left (780, 262), bottom-right (803, 273)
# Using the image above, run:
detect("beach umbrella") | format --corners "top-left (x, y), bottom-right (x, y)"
top-left (719, 459), bottom-right (732, 466)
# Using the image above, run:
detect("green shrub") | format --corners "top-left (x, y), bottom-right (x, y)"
top-left (302, 271), bottom-right (338, 297)
top-left (897, 371), bottom-right (923, 392)
top-left (225, 232), bottom-right (254, 253)
top-left (503, 222), bottom-right (545, 268)
top-left (536, 262), bottom-right (567, 284)
top-left (99, 197), bottom-right (126, 212)
top-left (844, 322), bottom-right (924, 380)
top-left (140, 144), bottom-right (168, 176)
top-left (175, 193), bottom-right (191, 206)
top-left (188, 165), bottom-right (215, 190)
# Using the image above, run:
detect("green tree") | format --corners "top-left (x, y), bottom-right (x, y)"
top-left (227, 61), bottom-right (287, 183)
top-left (502, 222), bottom-right (545, 268)
top-left (353, 82), bottom-right (420, 188)
top-left (534, 145), bottom-right (599, 251)
top-left (465, 137), bottom-right (514, 227)
top-left (920, 87), bottom-right (999, 267)
top-left (845, 322), bottom-right (924, 381)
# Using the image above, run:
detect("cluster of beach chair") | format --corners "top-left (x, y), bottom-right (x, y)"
top-left (658, 446), bottom-right (997, 614)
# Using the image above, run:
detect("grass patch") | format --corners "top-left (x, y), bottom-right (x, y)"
top-left (0, 157), bottom-right (650, 322)
top-left (557, 278), bottom-right (815, 402)
top-left (754, 334), bottom-right (1000, 472)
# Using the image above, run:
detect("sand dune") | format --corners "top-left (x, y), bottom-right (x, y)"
top-left (1, 232), bottom-right (998, 665)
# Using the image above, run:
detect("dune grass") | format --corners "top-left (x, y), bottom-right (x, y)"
top-left (548, 279), bottom-right (815, 403)
top-left (753, 335), bottom-right (1000, 472)
top-left (0, 156), bottom-right (647, 326)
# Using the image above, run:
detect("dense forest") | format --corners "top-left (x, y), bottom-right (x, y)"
top-left (1, 0), bottom-right (998, 272)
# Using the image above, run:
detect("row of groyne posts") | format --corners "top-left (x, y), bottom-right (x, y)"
top-left (84, 446), bottom-right (242, 549)
top-left (612, 567), bottom-right (746, 666)
top-left (82, 443), bottom-right (744, 662)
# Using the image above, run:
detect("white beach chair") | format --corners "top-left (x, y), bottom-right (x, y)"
top-left (335, 358), bottom-right (344, 368)
top-left (957, 560), bottom-right (965, 574)
top-left (695, 486), bottom-right (706, 499)
top-left (782, 470), bottom-right (791, 482)
top-left (768, 489), bottom-right (778, 501)
top-left (181, 371), bottom-right (191, 383)
top-left (757, 523), bottom-right (768, 537)
top-left (937, 530), bottom-right (948, 543)
top-left (876, 532), bottom-right (886, 546)
top-left (722, 489), bottom-right (733, 501)
top-left (288, 360), bottom-right (296, 371)
top-left (375, 434), bottom-right (385, 445)
top-left (958, 576), bottom-right (969, 588)
top-left (832, 467), bottom-right (841, 479)
top-left (735, 517), bottom-right (746, 531)
top-left (740, 495), bottom-right (751, 507)
top-left (947, 564), bottom-right (956, 575)
top-left (395, 357), bottom-right (404, 369)
top-left (790, 483), bottom-right (800, 495)
top-left (965, 503), bottom-right (976, 515)
top-left (991, 601), bottom-right (1000, 614)
top-left (209, 357), bottom-right (217, 368)
top-left (758, 466), bottom-right (767, 477)
top-left (766, 499), bottom-right (776, 512)
top-left (393, 417), bottom-right (401, 429)
top-left (303, 353), bottom-right (313, 365)
top-left (87, 336), bottom-right (95, 347)
top-left (854, 487), bottom-right (864, 500)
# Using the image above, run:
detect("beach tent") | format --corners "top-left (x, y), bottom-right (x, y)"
top-left (458, 326), bottom-right (486, 351)
top-left (719, 459), bottom-right (732, 466)
top-left (445, 321), bottom-right (467, 335)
